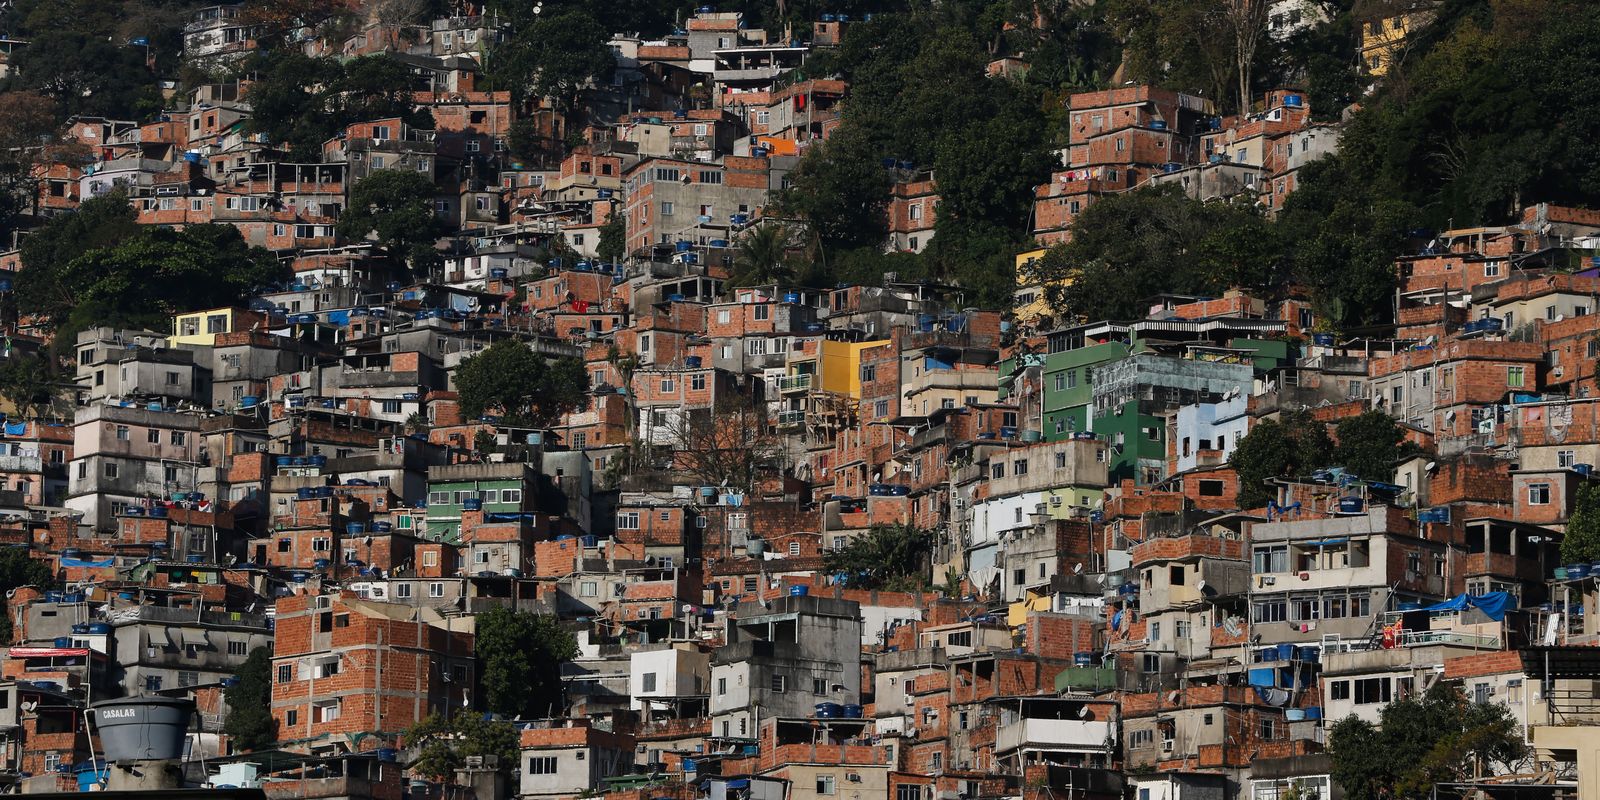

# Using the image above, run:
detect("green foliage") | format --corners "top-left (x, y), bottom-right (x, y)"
top-left (486, 8), bottom-right (615, 109)
top-left (0, 541), bottom-right (53, 641)
top-left (1329, 683), bottom-right (1527, 800)
top-left (595, 214), bottom-right (626, 265)
top-left (4, 30), bottom-right (163, 119)
top-left (338, 171), bottom-right (448, 273)
top-left (474, 606), bottom-right (578, 719)
top-left (223, 647), bottom-right (277, 752)
top-left (1560, 483), bottom-right (1600, 564)
top-left (404, 712), bottom-right (519, 781)
top-left (823, 524), bottom-right (933, 591)
top-left (17, 195), bottom-right (285, 346)
top-left (1229, 410), bottom-right (1334, 508)
top-left (454, 338), bottom-right (589, 428)
top-left (775, 128), bottom-right (890, 252)
top-left (1040, 186), bottom-right (1281, 321)
top-left (1333, 411), bottom-right (1416, 483)
top-left (728, 224), bottom-right (795, 288)
top-left (243, 51), bottom-right (432, 158)
top-left (0, 356), bottom-right (67, 420)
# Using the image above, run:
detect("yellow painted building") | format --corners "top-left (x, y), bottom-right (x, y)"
top-left (817, 339), bottom-right (878, 398)
top-left (169, 307), bottom-right (247, 347)
top-left (1360, 6), bottom-right (1436, 76)
top-left (1013, 247), bottom-right (1071, 326)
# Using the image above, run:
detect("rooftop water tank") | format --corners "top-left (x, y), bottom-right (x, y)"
top-left (91, 697), bottom-right (195, 762)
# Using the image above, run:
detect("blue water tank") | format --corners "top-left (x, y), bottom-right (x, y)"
top-left (1285, 95), bottom-right (1303, 108)
top-left (463, 498), bottom-right (483, 511)
top-left (148, 505), bottom-right (167, 519)
top-left (783, 292), bottom-right (801, 304)
top-left (348, 523), bottom-right (367, 534)
top-left (1337, 497), bottom-right (1365, 513)
top-left (789, 585), bottom-right (809, 597)
top-left (685, 356), bottom-right (703, 368)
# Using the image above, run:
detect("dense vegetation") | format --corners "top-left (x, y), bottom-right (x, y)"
top-left (1229, 409), bottom-right (1413, 508)
top-left (474, 605), bottom-right (579, 720)
top-left (1329, 683), bottom-right (1526, 800)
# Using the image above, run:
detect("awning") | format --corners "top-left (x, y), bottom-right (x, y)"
top-left (1419, 592), bottom-right (1512, 622)
top-left (1303, 538), bottom-right (1349, 547)
top-left (181, 629), bottom-right (209, 646)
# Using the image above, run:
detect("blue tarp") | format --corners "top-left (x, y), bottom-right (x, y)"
top-left (62, 557), bottom-right (114, 568)
top-left (3, 422), bottom-right (26, 437)
top-left (1419, 591), bottom-right (1513, 621)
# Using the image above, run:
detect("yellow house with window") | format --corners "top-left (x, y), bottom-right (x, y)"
top-left (1360, 6), bottom-right (1436, 76)
top-left (170, 308), bottom-right (247, 347)
top-left (1014, 247), bottom-right (1071, 326)
top-left (817, 339), bottom-right (879, 398)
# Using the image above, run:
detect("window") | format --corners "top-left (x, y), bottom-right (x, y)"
top-left (754, 305), bottom-right (770, 321)
top-left (1529, 483), bottom-right (1551, 505)
top-left (1254, 545), bottom-right (1288, 573)
top-left (228, 641), bottom-right (248, 656)
top-left (1330, 680), bottom-right (1350, 700)
top-left (148, 429), bottom-right (161, 444)
top-left (171, 431), bottom-right (186, 446)
top-left (285, 710), bottom-right (298, 727)
top-left (717, 677), bottom-right (727, 695)
top-left (428, 582), bottom-right (445, 598)
top-left (116, 425), bottom-right (130, 440)
top-left (769, 674), bottom-right (788, 693)
top-left (527, 757), bottom-right (557, 774)
top-left (313, 700), bottom-right (342, 722)
top-left (1013, 460), bottom-right (1028, 476)
top-left (643, 673), bottom-right (657, 692)
top-left (1253, 600), bottom-right (1287, 623)
top-left (104, 463), bottom-right (119, 479)
top-left (1354, 677), bottom-right (1391, 705)
top-left (145, 676), bottom-right (163, 691)
top-left (860, 365), bottom-right (877, 383)
top-left (580, 581), bottom-right (598, 597)
top-left (691, 374), bottom-right (706, 391)
top-left (1561, 450), bottom-right (1577, 468)
top-left (395, 583), bottom-right (413, 598)
top-left (660, 201), bottom-right (674, 216)
top-left (817, 776), bottom-right (836, 796)
top-left (1508, 366), bottom-right (1526, 387)
top-left (617, 512), bottom-right (640, 529)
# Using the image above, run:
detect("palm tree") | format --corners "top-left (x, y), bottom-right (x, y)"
top-left (730, 224), bottom-right (793, 288)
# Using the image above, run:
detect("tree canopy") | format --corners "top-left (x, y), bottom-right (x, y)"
top-left (1329, 683), bottom-right (1527, 800)
top-left (223, 647), bottom-right (278, 752)
top-left (474, 606), bottom-right (577, 720)
top-left (823, 524), bottom-right (934, 591)
top-left (404, 712), bottom-right (519, 780)
top-left (454, 339), bottom-right (589, 428)
top-left (1561, 483), bottom-right (1600, 564)
top-left (1333, 411), bottom-right (1417, 483)
top-left (16, 194), bottom-right (285, 346)
top-left (1229, 409), bottom-right (1334, 509)
top-left (338, 170), bottom-right (449, 274)
top-left (243, 52), bottom-right (434, 159)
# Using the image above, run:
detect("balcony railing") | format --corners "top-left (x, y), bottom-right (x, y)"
top-left (777, 374), bottom-right (813, 393)
top-left (777, 410), bottom-right (806, 427)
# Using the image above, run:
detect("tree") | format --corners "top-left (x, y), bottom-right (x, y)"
top-left (0, 91), bottom-right (68, 237)
top-left (0, 356), bottom-right (67, 419)
top-left (454, 338), bottom-right (589, 428)
top-left (1329, 683), bottom-right (1527, 800)
top-left (663, 397), bottom-right (783, 495)
top-left (1561, 483), bottom-right (1600, 564)
top-left (474, 606), bottom-right (577, 719)
top-left (0, 544), bottom-right (52, 641)
top-left (1039, 186), bottom-right (1281, 322)
top-left (5, 30), bottom-right (162, 119)
top-left (17, 191), bottom-right (142, 328)
top-left (405, 712), bottom-right (518, 781)
top-left (823, 524), bottom-right (934, 591)
top-left (774, 128), bottom-right (891, 251)
top-left (488, 8), bottom-right (615, 110)
top-left (223, 647), bottom-right (277, 752)
top-left (1333, 411), bottom-right (1415, 483)
top-left (17, 196), bottom-right (284, 345)
top-left (338, 171), bottom-right (448, 273)
top-left (595, 214), bottom-right (626, 265)
top-left (1229, 410), bottom-right (1334, 508)
top-left (728, 224), bottom-right (794, 288)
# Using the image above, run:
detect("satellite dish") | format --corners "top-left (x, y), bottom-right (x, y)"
top-left (1072, 563), bottom-right (1083, 575)
top-left (1077, 706), bottom-right (1091, 719)
top-left (1196, 580), bottom-right (1207, 592)
top-left (1425, 461), bottom-right (1437, 472)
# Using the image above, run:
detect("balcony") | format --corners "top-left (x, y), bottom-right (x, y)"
top-left (995, 719), bottom-right (1112, 755)
top-left (777, 410), bottom-right (806, 428)
top-left (777, 374), bottom-right (813, 394)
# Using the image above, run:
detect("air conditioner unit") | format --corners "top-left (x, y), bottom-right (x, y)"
top-left (846, 773), bottom-right (862, 783)
top-left (1554, 366), bottom-right (1565, 378)
top-left (1260, 576), bottom-right (1276, 586)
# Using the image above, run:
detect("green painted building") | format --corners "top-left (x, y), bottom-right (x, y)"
top-left (424, 462), bottom-right (538, 543)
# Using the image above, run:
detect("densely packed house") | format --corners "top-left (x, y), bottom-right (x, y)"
top-left (0, 2), bottom-right (1593, 800)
